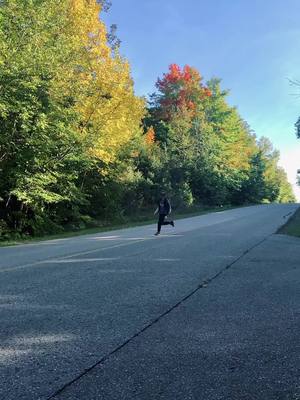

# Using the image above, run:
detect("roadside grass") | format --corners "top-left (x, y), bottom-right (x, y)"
top-left (0, 204), bottom-right (245, 247)
top-left (277, 206), bottom-right (300, 238)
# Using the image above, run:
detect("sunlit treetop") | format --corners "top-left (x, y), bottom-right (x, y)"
top-left (155, 64), bottom-right (212, 120)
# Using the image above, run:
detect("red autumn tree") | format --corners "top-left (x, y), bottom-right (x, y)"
top-left (145, 126), bottom-right (156, 145)
top-left (155, 64), bottom-right (211, 120)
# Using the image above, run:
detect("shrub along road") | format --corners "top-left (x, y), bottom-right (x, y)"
top-left (0, 204), bottom-right (299, 400)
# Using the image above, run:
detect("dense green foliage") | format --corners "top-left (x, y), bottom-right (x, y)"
top-left (0, 1), bottom-right (295, 240)
top-left (143, 67), bottom-right (295, 207)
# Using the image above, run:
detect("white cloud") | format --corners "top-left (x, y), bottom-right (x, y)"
top-left (279, 147), bottom-right (300, 201)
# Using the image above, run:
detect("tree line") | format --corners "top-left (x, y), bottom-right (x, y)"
top-left (0, 0), bottom-right (295, 240)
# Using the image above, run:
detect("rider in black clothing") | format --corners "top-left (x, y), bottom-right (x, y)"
top-left (154, 193), bottom-right (174, 235)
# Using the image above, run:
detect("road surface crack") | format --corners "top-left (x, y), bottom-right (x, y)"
top-left (46, 234), bottom-right (271, 399)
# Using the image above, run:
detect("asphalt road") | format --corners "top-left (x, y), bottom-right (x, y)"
top-left (1, 204), bottom-right (299, 400)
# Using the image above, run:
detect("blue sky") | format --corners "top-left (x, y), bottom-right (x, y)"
top-left (103, 0), bottom-right (300, 199)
